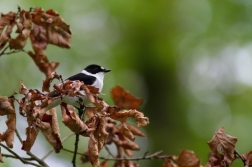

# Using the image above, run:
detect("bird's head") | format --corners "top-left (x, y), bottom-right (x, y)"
top-left (84, 64), bottom-right (111, 74)
top-left (82, 64), bottom-right (111, 81)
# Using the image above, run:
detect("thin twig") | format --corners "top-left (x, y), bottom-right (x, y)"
top-left (62, 148), bottom-right (83, 156)
top-left (0, 143), bottom-right (42, 167)
top-left (41, 132), bottom-right (75, 160)
top-left (71, 106), bottom-right (85, 167)
top-left (0, 44), bottom-right (28, 57)
top-left (62, 149), bottom-right (171, 162)
top-left (15, 129), bottom-right (49, 167)
top-left (72, 134), bottom-right (79, 167)
top-left (0, 45), bottom-right (9, 56)
top-left (2, 153), bottom-right (34, 161)
top-left (234, 149), bottom-right (246, 165)
top-left (100, 150), bottom-right (172, 161)
top-left (27, 152), bottom-right (49, 167)
top-left (104, 145), bottom-right (115, 158)
top-left (15, 129), bottom-right (22, 143)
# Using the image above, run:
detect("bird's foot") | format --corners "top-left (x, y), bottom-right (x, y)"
top-left (75, 97), bottom-right (86, 119)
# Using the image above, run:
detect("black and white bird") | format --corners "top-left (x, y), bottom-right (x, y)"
top-left (47, 64), bottom-right (111, 109)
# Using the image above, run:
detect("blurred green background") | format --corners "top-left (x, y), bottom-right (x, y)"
top-left (0, 0), bottom-right (252, 166)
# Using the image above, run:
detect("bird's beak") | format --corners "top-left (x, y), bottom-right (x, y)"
top-left (103, 69), bottom-right (111, 73)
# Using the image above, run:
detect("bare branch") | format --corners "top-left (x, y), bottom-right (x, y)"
top-left (72, 134), bottom-right (79, 167)
top-left (0, 44), bottom-right (28, 57)
top-left (0, 143), bottom-right (42, 167)
top-left (15, 129), bottom-right (22, 143)
top-left (100, 150), bottom-right (172, 161)
top-left (27, 152), bottom-right (49, 167)
top-left (15, 129), bottom-right (49, 167)
top-left (2, 153), bottom-right (34, 161)
top-left (62, 148), bottom-right (171, 162)
top-left (72, 106), bottom-right (85, 167)
top-left (0, 45), bottom-right (9, 57)
top-left (62, 148), bottom-right (83, 155)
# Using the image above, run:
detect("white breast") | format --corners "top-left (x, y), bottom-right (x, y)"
top-left (82, 70), bottom-right (105, 92)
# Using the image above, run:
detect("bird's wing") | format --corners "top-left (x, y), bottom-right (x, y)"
top-left (48, 73), bottom-right (96, 97)
top-left (67, 73), bottom-right (96, 85)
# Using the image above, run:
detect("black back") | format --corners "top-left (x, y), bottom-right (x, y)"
top-left (67, 73), bottom-right (96, 85)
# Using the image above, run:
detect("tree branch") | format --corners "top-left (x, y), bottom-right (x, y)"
top-left (0, 143), bottom-right (42, 167)
top-left (100, 150), bottom-right (172, 161)
top-left (62, 148), bottom-right (83, 156)
top-left (0, 45), bottom-right (9, 57)
top-left (72, 134), bottom-right (79, 167)
top-left (0, 45), bottom-right (27, 57)
top-left (234, 149), bottom-right (246, 166)
top-left (2, 153), bottom-right (34, 161)
top-left (27, 152), bottom-right (49, 167)
top-left (15, 129), bottom-right (49, 167)
top-left (71, 105), bottom-right (85, 167)
top-left (62, 148), bottom-right (171, 162)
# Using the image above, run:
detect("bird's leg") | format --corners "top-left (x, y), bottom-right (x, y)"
top-left (75, 96), bottom-right (86, 120)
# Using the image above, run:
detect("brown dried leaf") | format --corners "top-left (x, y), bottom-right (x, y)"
top-left (0, 96), bottom-right (15, 115)
top-left (205, 153), bottom-right (224, 167)
top-left (124, 148), bottom-right (132, 157)
top-left (95, 116), bottom-right (108, 151)
top-left (2, 113), bottom-right (16, 148)
top-left (9, 10), bottom-right (32, 50)
top-left (126, 124), bottom-right (146, 137)
top-left (87, 85), bottom-right (100, 94)
top-left (85, 107), bottom-right (96, 119)
top-left (0, 12), bottom-right (16, 34)
top-left (207, 127), bottom-right (237, 167)
top-left (28, 48), bottom-right (59, 76)
top-left (163, 159), bottom-right (177, 167)
top-left (39, 121), bottom-right (62, 153)
top-left (30, 23), bottom-right (48, 50)
top-left (112, 136), bottom-right (140, 150)
top-left (0, 97), bottom-right (16, 148)
top-left (19, 81), bottom-right (29, 95)
top-left (61, 103), bottom-right (88, 134)
top-left (31, 7), bottom-right (71, 48)
top-left (81, 84), bottom-right (96, 104)
top-left (88, 133), bottom-right (100, 167)
top-left (18, 98), bottom-right (27, 116)
top-left (49, 80), bottom-right (84, 99)
top-left (118, 123), bottom-right (135, 141)
top-left (22, 126), bottom-right (39, 152)
top-left (50, 108), bottom-right (60, 142)
top-left (0, 12), bottom-right (16, 50)
top-left (109, 109), bottom-right (149, 127)
top-left (29, 89), bottom-right (45, 101)
top-left (110, 85), bottom-right (143, 110)
top-left (42, 71), bottom-right (62, 92)
top-left (242, 151), bottom-right (252, 167)
top-left (177, 150), bottom-right (201, 167)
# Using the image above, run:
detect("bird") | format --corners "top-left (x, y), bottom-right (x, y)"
top-left (46, 64), bottom-right (111, 110)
